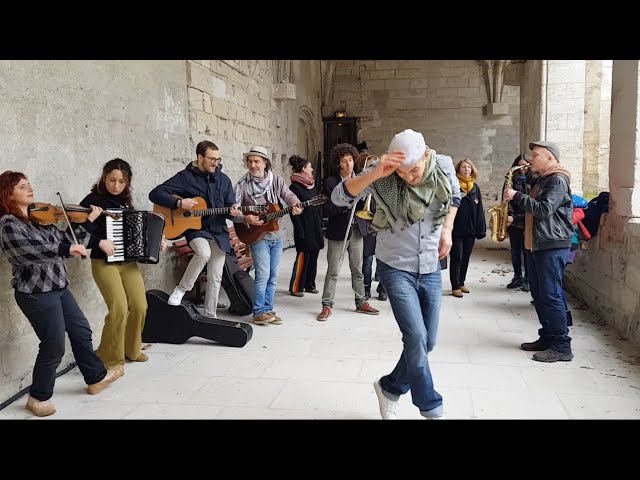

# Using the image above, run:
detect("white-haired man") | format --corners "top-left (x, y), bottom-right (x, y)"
top-left (332, 129), bottom-right (461, 420)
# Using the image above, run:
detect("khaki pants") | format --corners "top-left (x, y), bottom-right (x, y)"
top-left (91, 260), bottom-right (148, 368)
top-left (179, 237), bottom-right (226, 318)
top-left (321, 230), bottom-right (365, 308)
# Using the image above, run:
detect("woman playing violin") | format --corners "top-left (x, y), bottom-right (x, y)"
top-left (80, 158), bottom-right (166, 371)
top-left (0, 171), bottom-right (122, 417)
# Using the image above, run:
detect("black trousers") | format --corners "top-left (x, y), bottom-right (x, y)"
top-left (289, 249), bottom-right (320, 293)
top-left (449, 235), bottom-right (476, 290)
top-left (15, 288), bottom-right (107, 401)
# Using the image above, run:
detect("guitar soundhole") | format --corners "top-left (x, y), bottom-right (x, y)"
top-left (183, 211), bottom-right (192, 218)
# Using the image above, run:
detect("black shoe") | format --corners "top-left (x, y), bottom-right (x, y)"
top-left (378, 291), bottom-right (388, 301)
top-left (507, 276), bottom-right (524, 289)
top-left (521, 339), bottom-right (549, 351)
top-left (519, 279), bottom-right (530, 292)
top-left (566, 310), bottom-right (573, 326)
top-left (532, 348), bottom-right (574, 362)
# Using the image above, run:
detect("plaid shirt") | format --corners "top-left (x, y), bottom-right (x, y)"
top-left (0, 215), bottom-right (91, 294)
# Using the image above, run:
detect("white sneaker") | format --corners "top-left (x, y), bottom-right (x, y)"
top-left (167, 287), bottom-right (186, 306)
top-left (373, 379), bottom-right (398, 420)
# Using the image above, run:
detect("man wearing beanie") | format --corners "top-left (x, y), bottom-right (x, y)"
top-left (503, 140), bottom-right (574, 362)
top-left (332, 129), bottom-right (461, 420)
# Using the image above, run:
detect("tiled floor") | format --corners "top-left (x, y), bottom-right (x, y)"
top-left (2, 238), bottom-right (640, 419)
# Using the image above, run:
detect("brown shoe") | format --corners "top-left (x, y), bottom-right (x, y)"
top-left (460, 286), bottom-right (470, 293)
top-left (356, 302), bottom-right (379, 315)
top-left (290, 291), bottom-right (304, 297)
top-left (25, 396), bottom-right (56, 417)
top-left (452, 289), bottom-right (463, 298)
top-left (268, 312), bottom-right (283, 325)
top-left (87, 367), bottom-right (123, 395)
top-left (253, 312), bottom-right (274, 325)
top-left (127, 352), bottom-right (149, 362)
top-left (317, 306), bottom-right (332, 321)
top-left (305, 288), bottom-right (319, 294)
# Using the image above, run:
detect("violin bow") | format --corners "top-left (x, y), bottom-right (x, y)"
top-left (56, 192), bottom-right (86, 260)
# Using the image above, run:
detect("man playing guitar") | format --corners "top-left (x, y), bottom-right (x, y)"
top-left (234, 146), bottom-right (302, 326)
top-left (149, 140), bottom-right (241, 318)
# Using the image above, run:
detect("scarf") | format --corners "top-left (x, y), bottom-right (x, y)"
top-left (456, 173), bottom-right (474, 194)
top-left (370, 149), bottom-right (452, 232)
top-left (243, 169), bottom-right (273, 199)
top-left (524, 163), bottom-right (572, 250)
top-left (290, 172), bottom-right (315, 190)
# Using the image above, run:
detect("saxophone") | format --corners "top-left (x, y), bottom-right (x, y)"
top-left (488, 162), bottom-right (531, 242)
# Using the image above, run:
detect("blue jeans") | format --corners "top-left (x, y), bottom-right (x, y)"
top-left (250, 238), bottom-right (283, 316)
top-left (527, 248), bottom-right (572, 353)
top-left (377, 261), bottom-right (444, 417)
top-left (14, 288), bottom-right (107, 401)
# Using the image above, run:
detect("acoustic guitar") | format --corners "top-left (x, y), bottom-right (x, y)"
top-left (234, 194), bottom-right (327, 246)
top-left (153, 195), bottom-right (267, 240)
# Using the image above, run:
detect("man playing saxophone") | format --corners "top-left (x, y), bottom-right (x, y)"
top-left (503, 141), bottom-right (574, 363)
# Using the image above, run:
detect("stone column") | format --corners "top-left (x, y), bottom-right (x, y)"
top-left (609, 60), bottom-right (640, 219)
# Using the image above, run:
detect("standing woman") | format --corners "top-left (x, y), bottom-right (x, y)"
top-left (0, 171), bottom-right (121, 417)
top-left (505, 154), bottom-right (532, 290)
top-left (450, 158), bottom-right (486, 297)
top-left (80, 159), bottom-right (166, 371)
top-left (234, 146), bottom-right (302, 326)
top-left (287, 155), bottom-right (324, 297)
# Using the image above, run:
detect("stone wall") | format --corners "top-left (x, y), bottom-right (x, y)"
top-left (328, 60), bottom-right (521, 210)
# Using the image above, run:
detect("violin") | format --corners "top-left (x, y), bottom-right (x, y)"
top-left (28, 202), bottom-right (121, 225)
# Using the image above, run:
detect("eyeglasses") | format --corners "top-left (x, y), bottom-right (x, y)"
top-left (204, 155), bottom-right (222, 163)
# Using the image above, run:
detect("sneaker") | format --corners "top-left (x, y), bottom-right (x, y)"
top-left (317, 306), bottom-right (332, 321)
top-left (356, 302), bottom-right (379, 315)
top-left (460, 285), bottom-right (470, 293)
top-left (268, 312), bottom-right (283, 325)
top-left (507, 276), bottom-right (524, 289)
top-left (519, 279), bottom-right (530, 292)
top-left (532, 348), bottom-right (574, 363)
top-left (520, 339), bottom-right (549, 351)
top-left (253, 312), bottom-right (274, 325)
top-left (25, 396), bottom-right (56, 417)
top-left (167, 287), bottom-right (186, 306)
top-left (373, 379), bottom-right (398, 420)
top-left (87, 367), bottom-right (123, 395)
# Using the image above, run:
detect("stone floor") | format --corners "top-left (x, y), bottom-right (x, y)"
top-left (2, 237), bottom-right (640, 420)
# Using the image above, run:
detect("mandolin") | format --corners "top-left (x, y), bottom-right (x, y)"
top-left (234, 194), bottom-right (327, 246)
top-left (153, 195), bottom-right (267, 240)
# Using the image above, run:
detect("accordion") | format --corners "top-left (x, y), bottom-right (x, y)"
top-left (106, 210), bottom-right (165, 264)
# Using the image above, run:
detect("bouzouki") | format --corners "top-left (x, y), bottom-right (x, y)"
top-left (153, 195), bottom-right (267, 240)
top-left (234, 194), bottom-right (327, 246)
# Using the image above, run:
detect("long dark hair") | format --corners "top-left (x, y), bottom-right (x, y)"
top-left (91, 158), bottom-right (134, 207)
top-left (0, 171), bottom-right (28, 220)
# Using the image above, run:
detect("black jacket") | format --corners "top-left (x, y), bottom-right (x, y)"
top-left (289, 182), bottom-right (324, 251)
top-left (513, 172), bottom-right (573, 251)
top-left (80, 191), bottom-right (130, 261)
top-left (452, 184), bottom-right (486, 239)
top-left (148, 163), bottom-right (236, 252)
top-left (506, 174), bottom-right (531, 229)
top-left (322, 175), bottom-right (365, 242)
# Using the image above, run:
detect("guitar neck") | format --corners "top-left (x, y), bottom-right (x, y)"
top-left (194, 206), bottom-right (256, 217)
top-left (265, 199), bottom-right (313, 221)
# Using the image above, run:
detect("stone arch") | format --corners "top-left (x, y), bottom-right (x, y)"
top-left (298, 104), bottom-right (318, 166)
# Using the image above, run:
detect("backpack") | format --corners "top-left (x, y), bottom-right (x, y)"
top-left (582, 192), bottom-right (610, 237)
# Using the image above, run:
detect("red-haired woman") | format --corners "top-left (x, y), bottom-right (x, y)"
top-left (0, 171), bottom-right (121, 417)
